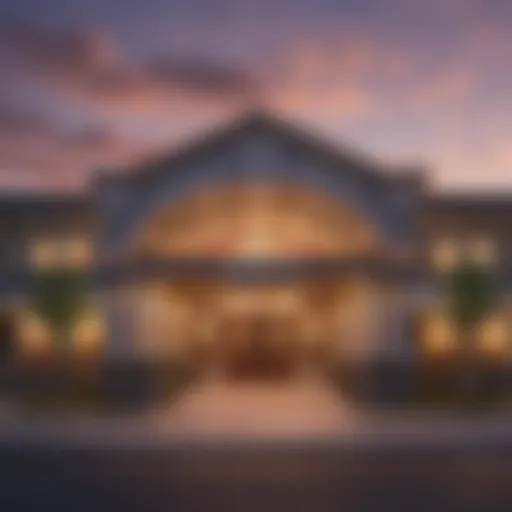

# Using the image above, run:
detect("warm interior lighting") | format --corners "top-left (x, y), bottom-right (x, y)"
top-left (138, 184), bottom-right (377, 259)
top-left (478, 317), bottom-right (508, 356)
top-left (195, 316), bottom-right (218, 346)
top-left (30, 238), bottom-right (58, 269)
top-left (64, 238), bottom-right (92, 268)
top-left (73, 309), bottom-right (104, 357)
top-left (431, 238), bottom-right (459, 271)
top-left (17, 311), bottom-right (50, 357)
top-left (272, 288), bottom-right (302, 313)
top-left (422, 312), bottom-right (456, 356)
top-left (221, 291), bottom-right (261, 313)
top-left (29, 236), bottom-right (91, 269)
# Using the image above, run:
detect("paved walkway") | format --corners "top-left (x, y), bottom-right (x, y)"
top-left (153, 378), bottom-right (355, 440)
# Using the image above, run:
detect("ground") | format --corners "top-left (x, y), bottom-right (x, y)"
top-left (3, 378), bottom-right (512, 510)
top-left (2, 443), bottom-right (512, 511)
top-left (158, 378), bottom-right (354, 439)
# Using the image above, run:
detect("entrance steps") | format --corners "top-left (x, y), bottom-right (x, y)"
top-left (155, 378), bottom-right (354, 439)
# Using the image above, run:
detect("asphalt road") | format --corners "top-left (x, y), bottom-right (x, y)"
top-left (2, 443), bottom-right (512, 512)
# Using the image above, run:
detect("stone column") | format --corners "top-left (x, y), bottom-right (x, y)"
top-left (101, 285), bottom-right (169, 410)
top-left (364, 286), bottom-right (422, 403)
top-left (103, 287), bottom-right (138, 361)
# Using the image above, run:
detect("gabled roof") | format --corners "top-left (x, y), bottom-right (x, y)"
top-left (99, 110), bottom-right (398, 187)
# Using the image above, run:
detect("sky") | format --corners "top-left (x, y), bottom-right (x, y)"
top-left (0, 0), bottom-right (511, 191)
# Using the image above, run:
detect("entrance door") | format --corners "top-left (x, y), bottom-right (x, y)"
top-left (222, 313), bottom-right (296, 381)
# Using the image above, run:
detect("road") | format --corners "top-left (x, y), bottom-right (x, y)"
top-left (2, 443), bottom-right (512, 511)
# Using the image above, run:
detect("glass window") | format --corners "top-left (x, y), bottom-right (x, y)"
top-left (17, 311), bottom-right (50, 357)
top-left (477, 316), bottom-right (508, 357)
top-left (63, 238), bottom-right (92, 268)
top-left (30, 238), bottom-right (59, 269)
top-left (421, 310), bottom-right (456, 357)
top-left (73, 307), bottom-right (104, 357)
top-left (431, 238), bottom-right (459, 271)
top-left (431, 236), bottom-right (497, 271)
top-left (29, 236), bottom-right (91, 269)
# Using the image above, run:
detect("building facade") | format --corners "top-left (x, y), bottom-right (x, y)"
top-left (0, 113), bottom-right (510, 398)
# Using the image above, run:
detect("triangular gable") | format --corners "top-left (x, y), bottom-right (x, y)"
top-left (101, 110), bottom-right (390, 187)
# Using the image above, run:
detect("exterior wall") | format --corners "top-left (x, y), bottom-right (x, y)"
top-left (92, 120), bottom-right (426, 365)
top-left (425, 199), bottom-right (512, 276)
top-left (2, 120), bottom-right (512, 379)
top-left (103, 284), bottom-right (198, 363)
top-left (332, 284), bottom-right (426, 362)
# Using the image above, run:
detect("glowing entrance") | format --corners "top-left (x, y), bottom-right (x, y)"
top-left (131, 184), bottom-right (382, 381)
top-left (135, 184), bottom-right (379, 259)
top-left (219, 311), bottom-right (296, 380)
top-left (213, 286), bottom-right (309, 381)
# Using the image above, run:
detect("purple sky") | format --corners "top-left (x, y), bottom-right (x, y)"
top-left (0, 0), bottom-right (511, 191)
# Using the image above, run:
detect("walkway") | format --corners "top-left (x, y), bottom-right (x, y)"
top-left (154, 377), bottom-right (354, 440)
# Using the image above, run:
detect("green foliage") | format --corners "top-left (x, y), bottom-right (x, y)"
top-left (31, 268), bottom-right (86, 347)
top-left (445, 261), bottom-right (496, 332)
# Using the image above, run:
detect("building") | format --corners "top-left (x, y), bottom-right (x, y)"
top-left (0, 112), bottom-right (510, 402)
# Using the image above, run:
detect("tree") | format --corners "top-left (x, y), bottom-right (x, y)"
top-left (30, 268), bottom-right (86, 356)
top-left (445, 260), bottom-right (496, 398)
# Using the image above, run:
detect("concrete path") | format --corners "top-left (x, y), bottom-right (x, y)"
top-left (153, 378), bottom-right (355, 440)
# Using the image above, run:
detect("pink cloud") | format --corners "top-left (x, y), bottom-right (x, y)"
top-left (0, 15), bottom-right (511, 191)
top-left (411, 68), bottom-right (476, 109)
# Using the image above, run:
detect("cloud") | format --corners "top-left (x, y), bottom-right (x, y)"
top-left (0, 10), bottom-right (511, 191)
top-left (411, 68), bottom-right (476, 109)
top-left (0, 20), bottom-right (257, 98)
top-left (0, 20), bottom-right (262, 188)
top-left (149, 57), bottom-right (257, 97)
top-left (0, 103), bottom-right (48, 135)
top-left (0, 96), bottom-right (137, 189)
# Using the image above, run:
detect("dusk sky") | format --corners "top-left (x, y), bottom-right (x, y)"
top-left (0, 0), bottom-right (511, 191)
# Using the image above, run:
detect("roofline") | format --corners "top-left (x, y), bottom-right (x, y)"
top-left (96, 109), bottom-right (405, 188)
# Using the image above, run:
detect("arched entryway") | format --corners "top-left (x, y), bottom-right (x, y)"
top-left (105, 182), bottom-right (388, 388)
top-left (133, 183), bottom-right (380, 260)
top-left (218, 310), bottom-right (298, 381)
top-left (184, 282), bottom-right (342, 382)
top-left (96, 114), bottom-right (421, 428)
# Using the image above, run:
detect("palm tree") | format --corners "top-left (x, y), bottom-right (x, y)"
top-left (445, 260), bottom-right (496, 399)
top-left (30, 268), bottom-right (86, 358)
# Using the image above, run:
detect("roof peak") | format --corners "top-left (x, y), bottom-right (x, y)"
top-left (99, 108), bottom-right (399, 187)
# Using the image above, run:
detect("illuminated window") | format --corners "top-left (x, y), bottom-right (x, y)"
top-left (30, 238), bottom-right (59, 269)
top-left (29, 236), bottom-right (91, 269)
top-left (63, 238), bottom-right (92, 268)
top-left (431, 238), bottom-right (459, 271)
top-left (468, 237), bottom-right (497, 266)
top-left (421, 310), bottom-right (456, 356)
top-left (477, 316), bottom-right (508, 357)
top-left (73, 307), bottom-right (104, 357)
top-left (17, 311), bottom-right (51, 357)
